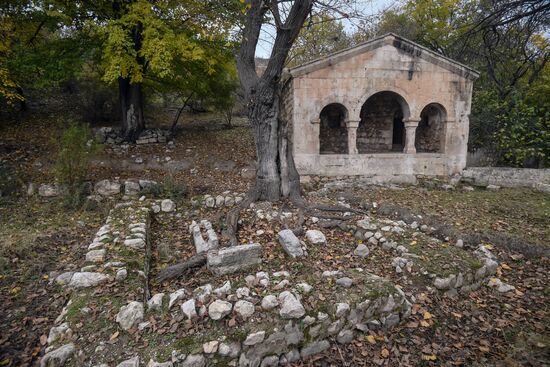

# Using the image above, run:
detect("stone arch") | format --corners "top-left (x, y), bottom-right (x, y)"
top-left (319, 103), bottom-right (348, 154)
top-left (416, 103), bottom-right (446, 153)
top-left (357, 91), bottom-right (410, 153)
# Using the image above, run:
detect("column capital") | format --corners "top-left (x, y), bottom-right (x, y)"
top-left (403, 118), bottom-right (420, 128)
top-left (346, 119), bottom-right (360, 129)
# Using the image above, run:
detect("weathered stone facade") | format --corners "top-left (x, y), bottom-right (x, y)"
top-left (283, 33), bottom-right (479, 177)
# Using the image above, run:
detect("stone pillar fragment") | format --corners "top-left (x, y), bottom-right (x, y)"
top-left (403, 119), bottom-right (420, 154)
top-left (346, 120), bottom-right (360, 154)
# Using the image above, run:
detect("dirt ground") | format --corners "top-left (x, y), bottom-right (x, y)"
top-left (0, 109), bottom-right (549, 366)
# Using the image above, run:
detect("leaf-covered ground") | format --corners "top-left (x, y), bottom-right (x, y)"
top-left (0, 111), bottom-right (549, 366)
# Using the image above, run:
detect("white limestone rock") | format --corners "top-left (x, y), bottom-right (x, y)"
top-left (353, 244), bottom-right (369, 258)
top-left (47, 322), bottom-right (69, 344)
top-left (38, 184), bottom-right (59, 197)
top-left (147, 360), bottom-right (173, 367)
top-left (244, 330), bottom-right (265, 346)
top-left (234, 300), bottom-right (255, 320)
top-left (116, 356), bottom-right (140, 367)
top-left (261, 295), bottom-right (279, 310)
top-left (278, 291), bottom-right (305, 319)
top-left (218, 341), bottom-right (241, 358)
top-left (305, 230), bottom-right (326, 245)
top-left (116, 301), bottom-right (144, 330)
top-left (181, 299), bottom-right (197, 319)
top-left (147, 293), bottom-right (164, 312)
top-left (169, 289), bottom-right (187, 309)
top-left (161, 199), bottom-right (176, 212)
top-left (95, 179), bottom-right (121, 196)
top-left (40, 343), bottom-right (76, 367)
top-left (68, 272), bottom-right (109, 289)
top-left (208, 300), bottom-right (232, 320)
top-left (277, 229), bottom-right (304, 258)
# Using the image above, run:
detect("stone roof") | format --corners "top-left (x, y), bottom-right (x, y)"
top-left (289, 33), bottom-right (480, 80)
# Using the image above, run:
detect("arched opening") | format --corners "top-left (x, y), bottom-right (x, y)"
top-left (319, 103), bottom-right (348, 154)
top-left (357, 91), bottom-right (409, 153)
top-left (416, 103), bottom-right (446, 153)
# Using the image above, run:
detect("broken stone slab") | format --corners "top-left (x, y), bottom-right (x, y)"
top-left (40, 343), bottom-right (75, 367)
top-left (179, 354), bottom-right (205, 367)
top-left (305, 230), bottom-right (326, 245)
top-left (261, 295), bottom-right (279, 310)
top-left (147, 359), bottom-right (173, 367)
top-left (47, 322), bottom-right (70, 344)
top-left (218, 341), bottom-right (241, 358)
top-left (192, 222), bottom-right (218, 254)
top-left (207, 243), bottom-right (262, 275)
top-left (181, 299), bottom-right (197, 319)
top-left (244, 330), bottom-right (265, 346)
top-left (124, 238), bottom-right (146, 249)
top-left (277, 229), bottom-right (304, 258)
top-left (147, 293), bottom-right (164, 312)
top-left (85, 249), bottom-right (106, 263)
top-left (234, 300), bottom-right (255, 320)
top-left (124, 181), bottom-right (141, 196)
top-left (68, 272), bottom-right (109, 289)
top-left (116, 301), bottom-right (144, 330)
top-left (95, 179), bottom-right (121, 196)
top-left (168, 289), bottom-right (187, 309)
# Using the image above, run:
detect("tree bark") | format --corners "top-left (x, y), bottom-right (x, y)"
top-left (238, 0), bottom-right (313, 202)
top-left (119, 76), bottom-right (145, 142)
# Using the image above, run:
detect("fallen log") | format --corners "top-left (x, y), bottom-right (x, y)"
top-left (156, 253), bottom-right (207, 283)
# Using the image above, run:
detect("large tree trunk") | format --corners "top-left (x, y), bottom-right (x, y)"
top-left (248, 80), bottom-right (301, 202)
top-left (119, 77), bottom-right (145, 142)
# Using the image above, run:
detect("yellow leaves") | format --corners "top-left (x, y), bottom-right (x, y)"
top-left (381, 348), bottom-right (390, 358)
top-left (110, 331), bottom-right (120, 341)
top-left (500, 263), bottom-right (512, 270)
top-left (410, 240), bottom-right (417, 246)
top-left (422, 354), bottom-right (437, 361)
top-left (420, 320), bottom-right (430, 327)
top-left (366, 335), bottom-right (376, 344)
top-left (423, 311), bottom-right (433, 320)
top-left (10, 286), bottom-right (21, 295)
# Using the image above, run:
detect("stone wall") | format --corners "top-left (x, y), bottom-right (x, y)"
top-left (462, 167), bottom-right (550, 191)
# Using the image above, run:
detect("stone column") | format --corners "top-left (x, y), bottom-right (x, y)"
top-left (346, 120), bottom-right (360, 154)
top-left (403, 119), bottom-right (420, 154)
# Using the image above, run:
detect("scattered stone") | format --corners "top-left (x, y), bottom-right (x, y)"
top-left (335, 302), bottom-right (350, 317)
top-left (218, 342), bottom-right (241, 358)
top-left (213, 281), bottom-right (232, 297)
top-left (261, 295), bottom-right (279, 310)
top-left (455, 239), bottom-right (464, 248)
top-left (236, 287), bottom-right (250, 298)
top-left (181, 299), bottom-right (197, 319)
top-left (116, 268), bottom-right (128, 281)
top-left (124, 181), bottom-right (141, 196)
top-left (353, 244), bottom-right (369, 257)
top-left (337, 329), bottom-right (354, 344)
top-left (68, 272), bottom-right (109, 289)
top-left (55, 272), bottom-right (74, 286)
top-left (116, 301), bottom-right (144, 330)
top-left (234, 300), bottom-right (255, 320)
top-left (244, 331), bottom-right (265, 346)
top-left (38, 184), bottom-right (59, 197)
top-left (179, 354), bottom-right (205, 367)
top-left (203, 340), bottom-right (219, 354)
top-left (277, 229), bottom-right (304, 258)
top-left (279, 291), bottom-right (305, 319)
top-left (273, 271), bottom-right (290, 278)
top-left (295, 283), bottom-right (313, 294)
top-left (274, 279), bottom-right (290, 290)
top-left (261, 356), bottom-right (279, 367)
top-left (488, 278), bottom-right (516, 293)
top-left (161, 199), bottom-right (176, 212)
top-left (169, 289), bottom-right (187, 309)
top-left (486, 184), bottom-right (500, 191)
top-left (208, 300), bottom-right (232, 320)
top-left (40, 343), bottom-right (76, 367)
top-left (194, 284), bottom-right (213, 304)
top-left (207, 244), bottom-right (262, 275)
top-left (322, 270), bottom-right (340, 277)
top-left (95, 179), bottom-right (121, 196)
top-left (305, 230), bottom-right (326, 245)
top-left (336, 277), bottom-right (353, 288)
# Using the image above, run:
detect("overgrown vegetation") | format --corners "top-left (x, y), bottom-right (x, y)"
top-left (53, 122), bottom-right (102, 208)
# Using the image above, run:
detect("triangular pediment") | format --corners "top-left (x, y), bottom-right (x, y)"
top-left (289, 33), bottom-right (479, 80)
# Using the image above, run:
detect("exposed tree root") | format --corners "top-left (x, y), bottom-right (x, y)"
top-left (156, 253), bottom-right (206, 283)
